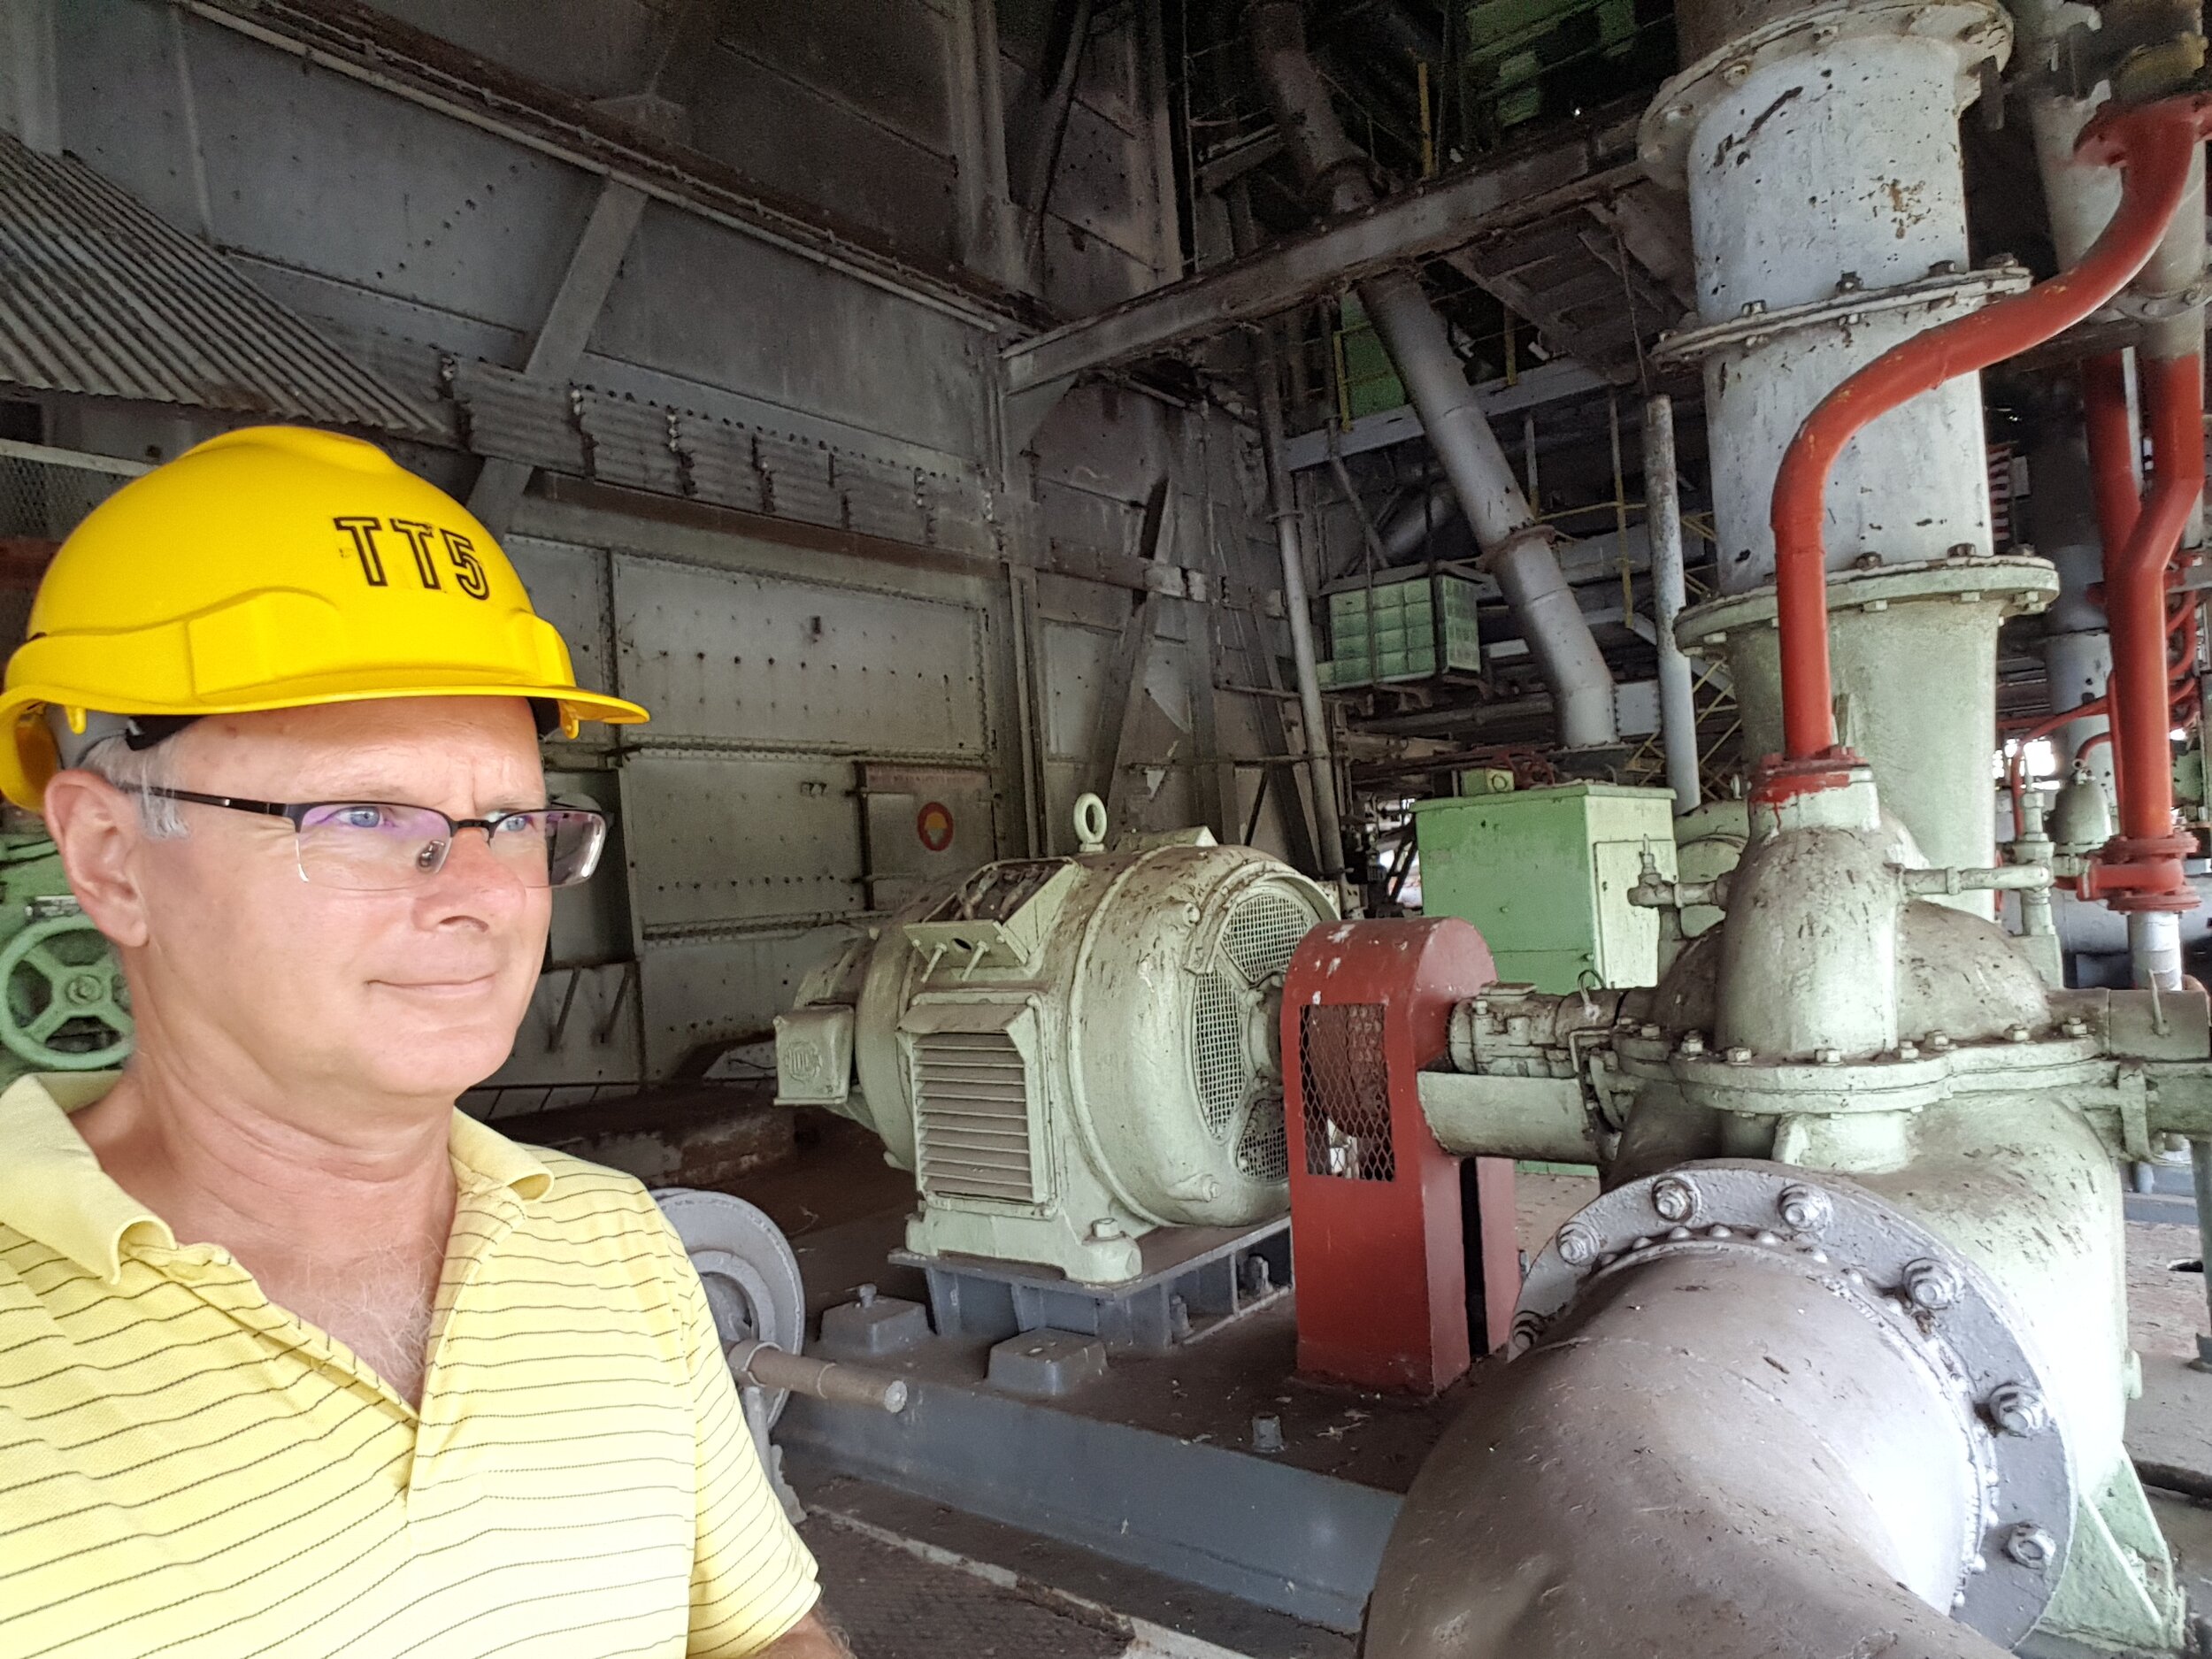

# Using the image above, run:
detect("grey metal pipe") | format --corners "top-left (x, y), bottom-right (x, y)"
top-left (1379, 480), bottom-right (1454, 561)
top-left (1229, 193), bottom-right (1346, 879)
top-left (1644, 395), bottom-right (1699, 813)
top-left (1253, 334), bottom-right (1347, 878)
top-left (1247, 0), bottom-right (1617, 749)
top-left (1363, 1251), bottom-right (2000, 1659)
top-left (2130, 911), bottom-right (2186, 993)
top-left (727, 1340), bottom-right (909, 1413)
top-left (1487, 533), bottom-right (1621, 750)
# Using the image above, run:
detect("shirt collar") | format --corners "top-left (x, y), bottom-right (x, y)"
top-left (449, 1109), bottom-right (555, 1202)
top-left (0, 1076), bottom-right (555, 1286)
top-left (0, 1073), bottom-right (173, 1284)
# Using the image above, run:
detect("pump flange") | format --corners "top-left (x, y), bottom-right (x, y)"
top-left (1516, 1161), bottom-right (2075, 1648)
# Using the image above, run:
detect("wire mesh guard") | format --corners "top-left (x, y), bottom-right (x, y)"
top-left (1188, 889), bottom-right (1320, 1185)
top-left (1299, 1002), bottom-right (1394, 1181)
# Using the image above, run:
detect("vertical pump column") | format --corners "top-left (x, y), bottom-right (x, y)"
top-left (1645, 0), bottom-right (2055, 888)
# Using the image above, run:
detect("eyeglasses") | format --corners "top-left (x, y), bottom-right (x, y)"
top-left (121, 787), bottom-right (609, 893)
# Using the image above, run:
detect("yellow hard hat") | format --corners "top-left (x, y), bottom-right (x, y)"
top-left (0, 426), bottom-right (648, 809)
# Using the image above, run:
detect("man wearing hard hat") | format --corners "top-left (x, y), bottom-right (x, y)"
top-left (0, 428), bottom-right (849, 1657)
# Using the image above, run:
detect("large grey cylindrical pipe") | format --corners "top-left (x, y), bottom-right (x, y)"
top-left (1379, 480), bottom-right (1454, 560)
top-left (1252, 323), bottom-right (1347, 879)
top-left (1645, 394), bottom-right (1699, 813)
top-left (1248, 0), bottom-right (1617, 749)
top-left (1363, 1251), bottom-right (1998, 1659)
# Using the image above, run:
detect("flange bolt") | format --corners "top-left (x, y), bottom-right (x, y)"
top-left (1988, 1383), bottom-right (2051, 1437)
top-left (2003, 1523), bottom-right (2056, 1569)
top-left (1651, 1176), bottom-right (1701, 1225)
top-left (1725, 1046), bottom-right (1753, 1064)
top-left (1509, 1310), bottom-right (1547, 1356)
top-left (1815, 1047), bottom-right (1843, 1065)
top-left (1778, 1184), bottom-right (1831, 1234)
top-left (1902, 1257), bottom-right (1962, 1311)
top-left (1251, 1414), bottom-right (1285, 1455)
top-left (1557, 1222), bottom-right (1601, 1266)
top-left (1678, 1032), bottom-right (1706, 1056)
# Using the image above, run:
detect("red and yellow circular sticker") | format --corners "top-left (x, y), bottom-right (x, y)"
top-left (916, 800), bottom-right (956, 853)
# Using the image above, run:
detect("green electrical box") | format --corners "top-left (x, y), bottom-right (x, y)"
top-left (1411, 782), bottom-right (1678, 992)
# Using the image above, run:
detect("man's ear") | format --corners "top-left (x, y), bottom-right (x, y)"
top-left (42, 772), bottom-right (154, 949)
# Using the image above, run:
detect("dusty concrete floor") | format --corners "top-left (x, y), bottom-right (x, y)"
top-left (2131, 1218), bottom-right (2211, 1364)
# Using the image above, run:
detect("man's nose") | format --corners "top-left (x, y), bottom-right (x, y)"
top-left (419, 824), bottom-right (531, 914)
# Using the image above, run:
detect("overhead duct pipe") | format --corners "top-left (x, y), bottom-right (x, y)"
top-left (1246, 2), bottom-right (1619, 752)
top-left (1379, 480), bottom-right (1454, 561)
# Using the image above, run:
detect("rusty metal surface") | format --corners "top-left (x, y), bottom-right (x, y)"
top-left (0, 132), bottom-right (440, 436)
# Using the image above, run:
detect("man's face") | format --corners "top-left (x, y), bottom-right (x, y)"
top-left (57, 697), bottom-right (553, 1117)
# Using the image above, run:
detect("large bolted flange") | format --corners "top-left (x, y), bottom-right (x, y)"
top-left (1514, 1160), bottom-right (2076, 1650)
top-left (0, 914), bottom-right (132, 1071)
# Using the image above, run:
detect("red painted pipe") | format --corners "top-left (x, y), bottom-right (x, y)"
top-left (2108, 349), bottom-right (2202, 847)
top-left (2082, 350), bottom-right (2141, 555)
top-left (1768, 96), bottom-right (2212, 762)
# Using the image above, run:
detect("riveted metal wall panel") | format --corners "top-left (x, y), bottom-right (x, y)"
top-left (594, 204), bottom-right (989, 461)
top-left (639, 929), bottom-right (857, 1077)
top-left (359, 0), bottom-right (672, 102)
top-left (507, 535), bottom-right (615, 714)
top-left (615, 557), bottom-right (991, 757)
top-left (692, 47), bottom-right (958, 265)
top-left (856, 761), bottom-right (997, 911)
top-left (111, 14), bottom-right (608, 342)
top-left (721, 0), bottom-right (956, 156)
top-left (623, 750), bottom-right (864, 931)
top-left (1042, 619), bottom-right (1114, 760)
top-left (503, 962), bottom-right (647, 1087)
top-left (59, 7), bottom-right (995, 473)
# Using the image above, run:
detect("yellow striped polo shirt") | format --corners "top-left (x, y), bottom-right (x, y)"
top-left (0, 1073), bottom-right (819, 1657)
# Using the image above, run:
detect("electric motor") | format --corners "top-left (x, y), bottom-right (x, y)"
top-left (775, 824), bottom-right (1335, 1284)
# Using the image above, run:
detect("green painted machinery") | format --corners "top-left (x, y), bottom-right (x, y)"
top-left (1411, 782), bottom-right (1678, 992)
top-left (0, 827), bottom-right (130, 1082)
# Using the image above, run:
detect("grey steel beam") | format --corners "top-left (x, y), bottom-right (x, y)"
top-left (469, 177), bottom-right (649, 534)
top-left (944, 0), bottom-right (1024, 291)
top-left (1001, 133), bottom-right (1640, 395)
top-left (1279, 358), bottom-right (1606, 470)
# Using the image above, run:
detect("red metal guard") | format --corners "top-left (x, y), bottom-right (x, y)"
top-left (1281, 917), bottom-right (1518, 1394)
